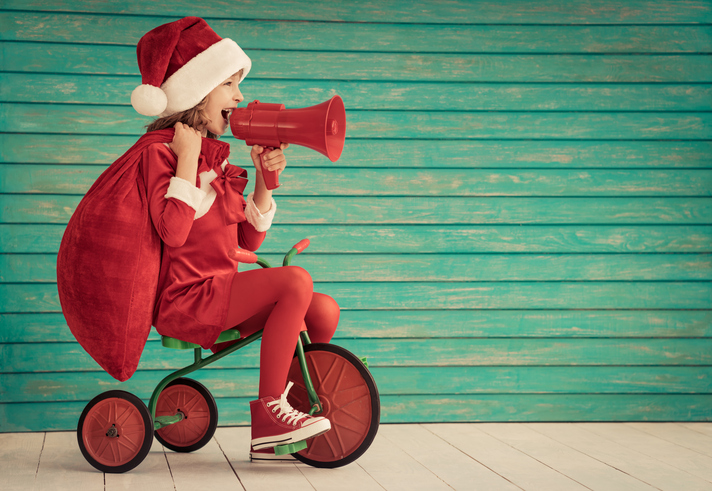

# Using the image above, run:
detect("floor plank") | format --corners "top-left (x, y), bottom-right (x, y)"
top-left (681, 423), bottom-right (712, 438)
top-left (425, 423), bottom-right (586, 491)
top-left (632, 423), bottom-right (712, 458)
top-left (356, 425), bottom-right (453, 491)
top-left (35, 431), bottom-right (104, 490)
top-left (298, 459), bottom-right (384, 491)
top-left (479, 423), bottom-right (655, 491)
top-left (164, 435), bottom-right (243, 490)
top-left (104, 438), bottom-right (175, 491)
top-left (530, 423), bottom-right (712, 491)
top-left (581, 423), bottom-right (712, 484)
top-left (0, 432), bottom-right (45, 491)
top-left (214, 426), bottom-right (313, 491)
top-left (297, 453), bottom-right (384, 490)
top-left (381, 424), bottom-right (520, 491)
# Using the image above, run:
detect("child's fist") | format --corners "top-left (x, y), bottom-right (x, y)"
top-left (250, 143), bottom-right (289, 175)
top-left (169, 122), bottom-right (202, 160)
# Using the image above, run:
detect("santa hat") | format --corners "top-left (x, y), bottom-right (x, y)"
top-left (131, 17), bottom-right (251, 118)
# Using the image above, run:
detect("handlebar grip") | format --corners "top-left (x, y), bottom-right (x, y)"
top-left (293, 239), bottom-right (310, 254)
top-left (228, 248), bottom-right (258, 263)
top-left (261, 147), bottom-right (280, 190)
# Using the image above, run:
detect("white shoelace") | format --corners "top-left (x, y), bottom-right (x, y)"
top-left (265, 382), bottom-right (311, 426)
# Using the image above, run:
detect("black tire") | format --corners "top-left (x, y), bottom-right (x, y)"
top-left (154, 378), bottom-right (218, 453)
top-left (287, 343), bottom-right (380, 468)
top-left (77, 390), bottom-right (153, 473)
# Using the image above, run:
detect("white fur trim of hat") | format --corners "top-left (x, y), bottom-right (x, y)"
top-left (159, 38), bottom-right (250, 118)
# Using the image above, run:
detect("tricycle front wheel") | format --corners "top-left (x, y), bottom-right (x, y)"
top-left (286, 343), bottom-right (380, 468)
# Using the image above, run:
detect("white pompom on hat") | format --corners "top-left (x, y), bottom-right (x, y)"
top-left (132, 17), bottom-right (251, 117)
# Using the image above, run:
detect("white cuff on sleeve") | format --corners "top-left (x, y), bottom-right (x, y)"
top-left (164, 177), bottom-right (207, 212)
top-left (245, 192), bottom-right (276, 232)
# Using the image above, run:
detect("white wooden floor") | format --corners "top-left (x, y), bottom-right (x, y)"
top-left (3, 423), bottom-right (712, 491)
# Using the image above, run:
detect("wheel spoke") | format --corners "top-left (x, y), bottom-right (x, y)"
top-left (108, 440), bottom-right (119, 462)
top-left (87, 428), bottom-right (107, 439)
top-left (114, 403), bottom-right (135, 426)
top-left (314, 356), bottom-right (341, 393)
top-left (180, 392), bottom-right (202, 413)
top-left (118, 433), bottom-right (141, 454)
top-left (331, 404), bottom-right (370, 432)
top-left (331, 384), bottom-right (370, 406)
top-left (164, 392), bottom-right (180, 409)
top-left (121, 423), bottom-right (146, 438)
top-left (88, 410), bottom-right (110, 429)
top-left (93, 434), bottom-right (112, 457)
top-left (307, 354), bottom-right (331, 390)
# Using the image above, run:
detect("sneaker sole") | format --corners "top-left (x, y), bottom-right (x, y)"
top-left (249, 451), bottom-right (298, 463)
top-left (251, 419), bottom-right (331, 451)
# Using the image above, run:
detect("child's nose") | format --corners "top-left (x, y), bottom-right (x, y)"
top-left (234, 88), bottom-right (243, 103)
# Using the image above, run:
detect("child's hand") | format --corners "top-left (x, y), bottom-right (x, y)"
top-left (169, 122), bottom-right (202, 161)
top-left (250, 143), bottom-right (289, 176)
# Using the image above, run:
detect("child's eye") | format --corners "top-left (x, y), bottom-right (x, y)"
top-left (224, 82), bottom-right (232, 86)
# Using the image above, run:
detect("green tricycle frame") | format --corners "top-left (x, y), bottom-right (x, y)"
top-left (76, 239), bottom-right (380, 473)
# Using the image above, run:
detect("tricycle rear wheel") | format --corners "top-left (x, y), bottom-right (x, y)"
top-left (77, 390), bottom-right (153, 473)
top-left (154, 378), bottom-right (218, 453)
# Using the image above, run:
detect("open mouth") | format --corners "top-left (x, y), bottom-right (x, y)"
top-left (221, 108), bottom-right (233, 125)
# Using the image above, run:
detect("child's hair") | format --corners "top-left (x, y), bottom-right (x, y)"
top-left (145, 97), bottom-right (218, 139)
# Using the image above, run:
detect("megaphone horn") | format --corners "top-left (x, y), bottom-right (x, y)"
top-left (230, 95), bottom-right (346, 190)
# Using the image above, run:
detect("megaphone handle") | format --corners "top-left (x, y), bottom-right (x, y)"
top-left (260, 147), bottom-right (280, 190)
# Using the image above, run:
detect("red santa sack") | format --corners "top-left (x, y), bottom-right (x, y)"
top-left (57, 129), bottom-right (175, 381)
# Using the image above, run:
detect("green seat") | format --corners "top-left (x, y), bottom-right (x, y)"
top-left (161, 329), bottom-right (242, 350)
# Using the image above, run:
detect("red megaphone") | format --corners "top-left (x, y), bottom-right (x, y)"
top-left (229, 95), bottom-right (346, 190)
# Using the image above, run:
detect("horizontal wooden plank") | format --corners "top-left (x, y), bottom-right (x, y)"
top-left (3, 393), bottom-right (712, 432)
top-left (3, 42), bottom-right (712, 82)
top-left (2, 281), bottom-right (710, 313)
top-left (4, 104), bottom-right (712, 140)
top-left (2, 338), bottom-right (711, 374)
top-left (1, 0), bottom-right (709, 24)
top-left (4, 135), bottom-right (712, 169)
top-left (4, 253), bottom-right (711, 283)
top-left (4, 195), bottom-right (711, 225)
top-left (2, 366), bottom-right (710, 403)
top-left (380, 394), bottom-right (712, 423)
top-left (4, 12), bottom-right (711, 53)
top-left (4, 74), bottom-right (712, 111)
top-left (4, 164), bottom-right (712, 197)
top-left (4, 310), bottom-right (711, 343)
top-left (3, 224), bottom-right (712, 255)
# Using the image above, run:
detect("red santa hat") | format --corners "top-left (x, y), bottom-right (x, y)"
top-left (131, 17), bottom-right (251, 117)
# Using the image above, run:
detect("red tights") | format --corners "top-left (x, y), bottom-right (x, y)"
top-left (220, 266), bottom-right (339, 399)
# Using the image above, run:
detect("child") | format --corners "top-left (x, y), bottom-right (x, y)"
top-left (131, 17), bottom-right (339, 459)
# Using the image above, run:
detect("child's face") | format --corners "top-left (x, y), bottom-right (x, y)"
top-left (203, 73), bottom-right (244, 136)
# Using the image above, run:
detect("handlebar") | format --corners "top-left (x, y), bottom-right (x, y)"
top-left (230, 239), bottom-right (310, 268)
top-left (283, 238), bottom-right (310, 267)
top-left (228, 248), bottom-right (258, 263)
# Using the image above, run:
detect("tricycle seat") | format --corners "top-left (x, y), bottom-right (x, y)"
top-left (161, 329), bottom-right (241, 350)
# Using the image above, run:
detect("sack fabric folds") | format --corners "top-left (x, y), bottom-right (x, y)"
top-left (57, 129), bottom-right (175, 381)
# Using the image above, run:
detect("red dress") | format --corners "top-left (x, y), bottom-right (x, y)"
top-left (140, 139), bottom-right (272, 348)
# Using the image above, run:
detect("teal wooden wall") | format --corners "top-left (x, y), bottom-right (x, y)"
top-left (1, 0), bottom-right (711, 431)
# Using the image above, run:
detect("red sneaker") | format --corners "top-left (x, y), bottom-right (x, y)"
top-left (250, 382), bottom-right (331, 451)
